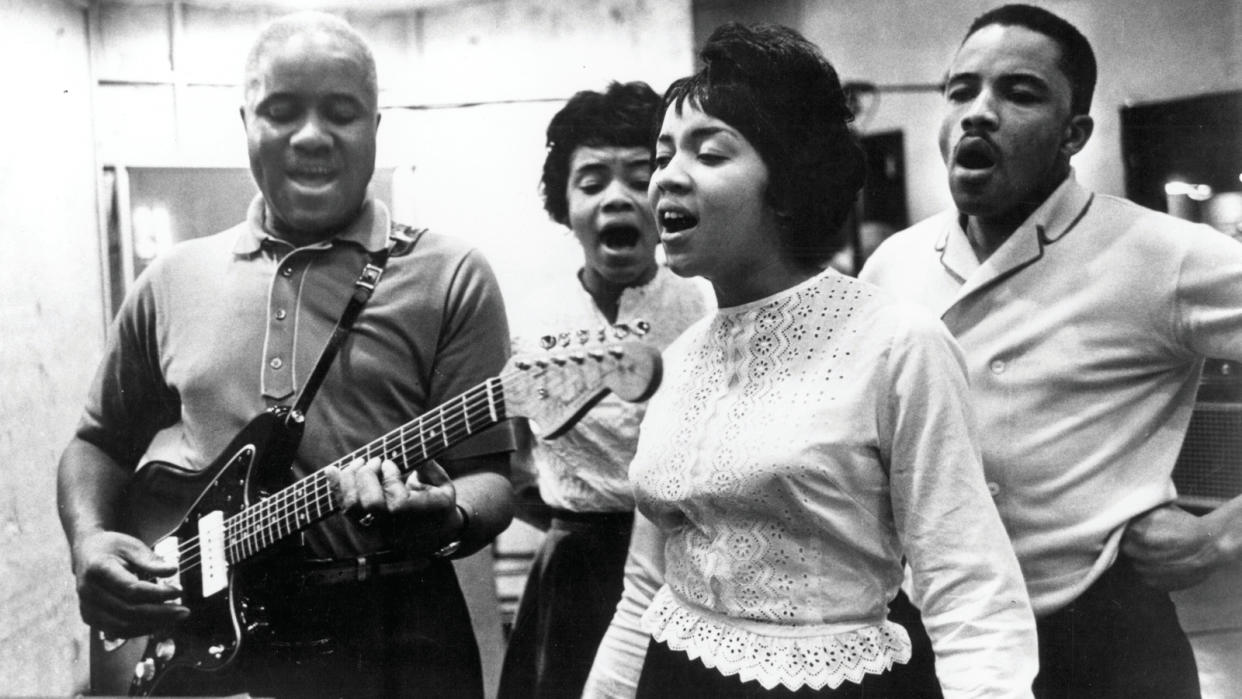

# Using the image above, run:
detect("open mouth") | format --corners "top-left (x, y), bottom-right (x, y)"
top-left (287, 164), bottom-right (337, 185)
top-left (659, 210), bottom-right (698, 233)
top-left (599, 224), bottom-right (642, 249)
top-left (955, 140), bottom-right (996, 170)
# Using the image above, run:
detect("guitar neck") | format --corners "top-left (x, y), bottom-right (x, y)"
top-left (224, 376), bottom-right (508, 564)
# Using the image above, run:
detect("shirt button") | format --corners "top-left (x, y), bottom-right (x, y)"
top-left (987, 481), bottom-right (1001, 497)
top-left (269, 357), bottom-right (284, 370)
top-left (990, 359), bottom-right (1006, 374)
top-left (281, 266), bottom-right (294, 278)
top-left (274, 309), bottom-right (287, 320)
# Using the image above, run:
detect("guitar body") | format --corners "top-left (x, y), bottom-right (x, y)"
top-left (92, 407), bottom-right (302, 696)
top-left (86, 331), bottom-right (663, 696)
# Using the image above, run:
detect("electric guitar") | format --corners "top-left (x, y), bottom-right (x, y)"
top-left (92, 325), bottom-right (662, 696)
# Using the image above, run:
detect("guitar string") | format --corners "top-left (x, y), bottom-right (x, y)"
top-left (171, 348), bottom-right (627, 573)
top-left (226, 347), bottom-right (624, 551)
top-left (222, 373), bottom-right (512, 559)
top-left (170, 374), bottom-right (517, 573)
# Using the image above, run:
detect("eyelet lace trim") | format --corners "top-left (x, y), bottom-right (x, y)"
top-left (642, 587), bottom-right (912, 691)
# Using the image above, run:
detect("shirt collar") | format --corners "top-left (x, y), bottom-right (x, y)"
top-left (232, 195), bottom-right (391, 255)
top-left (935, 171), bottom-right (1091, 278)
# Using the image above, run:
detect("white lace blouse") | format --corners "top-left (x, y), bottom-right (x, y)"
top-left (585, 271), bottom-right (1037, 697)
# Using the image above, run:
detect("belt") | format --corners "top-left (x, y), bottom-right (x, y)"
top-left (548, 508), bottom-right (634, 533)
top-left (268, 551), bottom-right (432, 587)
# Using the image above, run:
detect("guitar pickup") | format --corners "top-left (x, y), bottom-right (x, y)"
top-left (197, 511), bottom-right (229, 597)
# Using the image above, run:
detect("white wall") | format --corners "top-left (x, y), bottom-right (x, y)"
top-left (92, 0), bottom-right (695, 299)
top-left (0, 0), bottom-right (101, 695)
top-left (797, 0), bottom-right (1241, 222)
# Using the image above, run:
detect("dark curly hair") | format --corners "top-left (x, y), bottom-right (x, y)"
top-left (660, 22), bottom-right (865, 268)
top-left (541, 81), bottom-right (662, 226)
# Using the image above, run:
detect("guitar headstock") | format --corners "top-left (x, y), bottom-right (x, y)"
top-left (504, 322), bottom-right (663, 439)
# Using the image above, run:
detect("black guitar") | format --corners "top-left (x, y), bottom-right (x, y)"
top-left (92, 328), bottom-right (662, 696)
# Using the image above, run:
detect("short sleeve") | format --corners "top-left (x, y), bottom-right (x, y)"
top-left (434, 247), bottom-right (517, 460)
top-left (75, 265), bottom-right (180, 468)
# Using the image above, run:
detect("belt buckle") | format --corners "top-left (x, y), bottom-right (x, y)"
top-left (354, 555), bottom-right (372, 582)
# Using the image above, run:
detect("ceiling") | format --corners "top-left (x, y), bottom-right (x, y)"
top-left (95, 0), bottom-right (469, 10)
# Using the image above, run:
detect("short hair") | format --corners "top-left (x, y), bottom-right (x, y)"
top-left (661, 22), bottom-right (865, 268)
top-left (541, 81), bottom-right (662, 225)
top-left (243, 11), bottom-right (378, 107)
top-left (963, 4), bottom-right (1096, 115)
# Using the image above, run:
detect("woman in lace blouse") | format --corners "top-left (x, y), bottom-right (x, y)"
top-left (584, 23), bottom-right (1038, 698)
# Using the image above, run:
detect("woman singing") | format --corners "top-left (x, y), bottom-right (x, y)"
top-left (585, 23), bottom-right (1037, 698)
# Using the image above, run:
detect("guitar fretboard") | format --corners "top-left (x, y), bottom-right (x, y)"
top-left (223, 376), bottom-right (506, 563)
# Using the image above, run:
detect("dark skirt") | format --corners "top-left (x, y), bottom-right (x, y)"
top-left (634, 636), bottom-right (936, 698)
top-left (498, 509), bottom-right (634, 699)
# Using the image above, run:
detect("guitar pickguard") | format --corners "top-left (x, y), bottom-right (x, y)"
top-left (103, 408), bottom-right (302, 696)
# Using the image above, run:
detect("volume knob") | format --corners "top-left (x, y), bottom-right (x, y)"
top-left (155, 638), bottom-right (176, 661)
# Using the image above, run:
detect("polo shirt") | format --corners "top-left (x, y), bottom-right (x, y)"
top-left (77, 196), bottom-right (514, 558)
top-left (861, 174), bottom-right (1242, 615)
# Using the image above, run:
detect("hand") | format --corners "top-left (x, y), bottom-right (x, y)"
top-left (1122, 504), bottom-right (1223, 591)
top-left (71, 530), bottom-right (189, 638)
top-left (337, 457), bottom-right (462, 549)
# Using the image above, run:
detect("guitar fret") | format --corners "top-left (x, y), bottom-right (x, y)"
top-left (440, 409), bottom-right (450, 447)
top-left (461, 393), bottom-right (472, 435)
top-left (486, 379), bottom-right (499, 423)
top-left (419, 415), bottom-right (429, 460)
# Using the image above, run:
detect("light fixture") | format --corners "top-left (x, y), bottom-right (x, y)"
top-left (1164, 181), bottom-right (1214, 201)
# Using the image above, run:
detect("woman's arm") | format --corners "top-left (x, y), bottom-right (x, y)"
top-left (583, 509), bottom-right (666, 698)
top-left (881, 310), bottom-right (1038, 698)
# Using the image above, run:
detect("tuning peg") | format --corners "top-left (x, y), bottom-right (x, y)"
top-left (576, 329), bottom-right (591, 345)
top-left (134, 658), bottom-right (156, 681)
top-left (558, 332), bottom-right (572, 347)
top-left (569, 352), bottom-right (586, 364)
top-left (588, 349), bottom-right (605, 361)
top-left (539, 335), bottom-right (557, 350)
top-left (613, 323), bottom-right (631, 338)
top-left (515, 360), bottom-right (532, 370)
top-left (597, 327), bottom-right (609, 343)
top-left (634, 320), bottom-right (651, 336)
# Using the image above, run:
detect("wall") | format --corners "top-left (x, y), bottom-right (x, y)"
top-left (0, 0), bottom-right (101, 695)
top-left (91, 0), bottom-right (695, 300)
top-left (794, 0), bottom-right (1241, 222)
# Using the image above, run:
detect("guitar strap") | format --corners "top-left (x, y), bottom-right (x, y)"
top-left (286, 223), bottom-right (421, 424)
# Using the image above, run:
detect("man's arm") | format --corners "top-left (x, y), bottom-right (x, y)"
top-left (1123, 225), bottom-right (1242, 590)
top-left (1122, 498), bottom-right (1242, 590)
top-left (58, 437), bottom-right (187, 638)
top-left (442, 452), bottom-right (515, 556)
